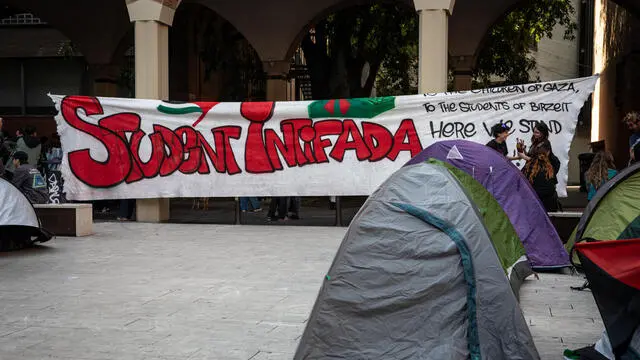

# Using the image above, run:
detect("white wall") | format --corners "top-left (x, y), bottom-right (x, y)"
top-left (531, 0), bottom-right (588, 186)
top-left (531, 0), bottom-right (581, 81)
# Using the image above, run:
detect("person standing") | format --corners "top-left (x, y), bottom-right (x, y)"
top-left (623, 111), bottom-right (640, 165)
top-left (518, 122), bottom-right (560, 175)
top-left (15, 126), bottom-right (42, 166)
top-left (0, 117), bottom-right (6, 178)
top-left (486, 123), bottom-right (519, 160)
top-left (521, 141), bottom-right (559, 212)
top-left (585, 151), bottom-right (617, 201)
top-left (267, 197), bottom-right (288, 222)
top-left (117, 199), bottom-right (136, 221)
top-left (240, 197), bottom-right (262, 212)
top-left (287, 196), bottom-right (301, 220)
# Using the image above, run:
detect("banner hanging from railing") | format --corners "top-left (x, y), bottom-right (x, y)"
top-left (49, 75), bottom-right (598, 200)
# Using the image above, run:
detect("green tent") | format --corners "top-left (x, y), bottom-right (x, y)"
top-left (567, 162), bottom-right (640, 263)
top-left (428, 159), bottom-right (533, 296)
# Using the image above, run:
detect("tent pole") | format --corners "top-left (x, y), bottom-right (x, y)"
top-left (335, 197), bottom-right (343, 227)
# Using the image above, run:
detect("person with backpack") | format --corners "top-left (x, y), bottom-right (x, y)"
top-left (10, 151), bottom-right (48, 204)
top-left (585, 151), bottom-right (617, 201)
top-left (521, 141), bottom-right (560, 212)
top-left (517, 122), bottom-right (560, 175)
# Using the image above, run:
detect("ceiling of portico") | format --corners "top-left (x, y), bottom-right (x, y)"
top-left (185, 0), bottom-right (525, 63)
top-left (3, 0), bottom-right (548, 67)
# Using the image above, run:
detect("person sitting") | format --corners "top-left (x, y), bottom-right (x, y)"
top-left (585, 151), bottom-right (617, 201)
top-left (521, 141), bottom-right (559, 212)
top-left (10, 151), bottom-right (48, 204)
top-left (486, 122), bottom-right (519, 160)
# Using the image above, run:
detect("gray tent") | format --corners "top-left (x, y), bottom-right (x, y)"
top-left (294, 162), bottom-right (539, 359)
top-left (0, 177), bottom-right (53, 251)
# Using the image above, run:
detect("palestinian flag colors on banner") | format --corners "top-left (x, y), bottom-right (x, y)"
top-left (564, 239), bottom-right (640, 360)
top-left (157, 101), bottom-right (220, 127)
top-left (307, 96), bottom-right (395, 119)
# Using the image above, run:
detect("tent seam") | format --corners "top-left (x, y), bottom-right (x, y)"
top-left (392, 202), bottom-right (482, 360)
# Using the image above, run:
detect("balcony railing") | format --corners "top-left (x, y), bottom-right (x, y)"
top-left (0, 13), bottom-right (46, 26)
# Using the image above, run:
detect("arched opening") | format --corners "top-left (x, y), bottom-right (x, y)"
top-left (165, 3), bottom-right (266, 224)
top-left (169, 2), bottom-right (264, 103)
top-left (287, 0), bottom-right (417, 102)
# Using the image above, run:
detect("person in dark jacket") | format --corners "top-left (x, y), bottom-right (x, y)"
top-left (486, 122), bottom-right (519, 160)
top-left (521, 141), bottom-right (559, 212)
top-left (11, 151), bottom-right (48, 204)
top-left (623, 111), bottom-right (640, 165)
top-left (517, 122), bottom-right (560, 172)
top-left (0, 117), bottom-right (6, 178)
top-left (14, 126), bottom-right (42, 167)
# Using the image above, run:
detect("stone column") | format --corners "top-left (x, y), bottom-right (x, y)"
top-left (451, 54), bottom-right (475, 91)
top-left (263, 61), bottom-right (291, 101)
top-left (126, 0), bottom-right (181, 222)
top-left (414, 0), bottom-right (455, 93)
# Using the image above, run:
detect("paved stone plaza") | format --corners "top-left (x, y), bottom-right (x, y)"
top-left (1, 223), bottom-right (603, 359)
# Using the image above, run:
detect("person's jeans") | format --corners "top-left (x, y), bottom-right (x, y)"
top-left (118, 199), bottom-right (135, 219)
top-left (288, 197), bottom-right (301, 216)
top-left (267, 197), bottom-right (287, 219)
top-left (240, 197), bottom-right (261, 211)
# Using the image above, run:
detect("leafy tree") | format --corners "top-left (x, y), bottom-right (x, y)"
top-left (474, 0), bottom-right (578, 87)
top-left (182, 4), bottom-right (264, 101)
top-left (301, 0), bottom-right (577, 98)
top-left (301, 3), bottom-right (417, 99)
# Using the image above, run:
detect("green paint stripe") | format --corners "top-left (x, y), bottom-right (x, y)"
top-left (157, 104), bottom-right (202, 115)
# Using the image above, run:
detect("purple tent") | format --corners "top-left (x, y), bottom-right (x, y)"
top-left (406, 140), bottom-right (569, 269)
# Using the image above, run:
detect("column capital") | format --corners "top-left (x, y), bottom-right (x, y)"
top-left (450, 54), bottom-right (475, 73)
top-left (126, 0), bottom-right (182, 26)
top-left (413, 0), bottom-right (455, 15)
top-left (262, 61), bottom-right (291, 79)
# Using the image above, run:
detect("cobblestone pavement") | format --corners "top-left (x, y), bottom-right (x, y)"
top-left (0, 223), bottom-right (601, 359)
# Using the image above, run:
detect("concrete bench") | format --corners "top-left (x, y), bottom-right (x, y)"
top-left (33, 203), bottom-right (93, 237)
top-left (548, 211), bottom-right (583, 244)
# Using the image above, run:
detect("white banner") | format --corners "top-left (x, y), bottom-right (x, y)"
top-left (49, 76), bottom-right (597, 200)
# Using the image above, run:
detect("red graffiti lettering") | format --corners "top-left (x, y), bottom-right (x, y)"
top-left (61, 97), bottom-right (424, 188)
top-left (330, 120), bottom-right (372, 162)
top-left (62, 96), bottom-right (134, 188)
top-left (239, 99), bottom-right (423, 173)
top-left (61, 96), bottom-right (242, 188)
top-left (362, 122), bottom-right (394, 161)
top-left (242, 101), bottom-right (276, 173)
top-left (387, 119), bottom-right (423, 161)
